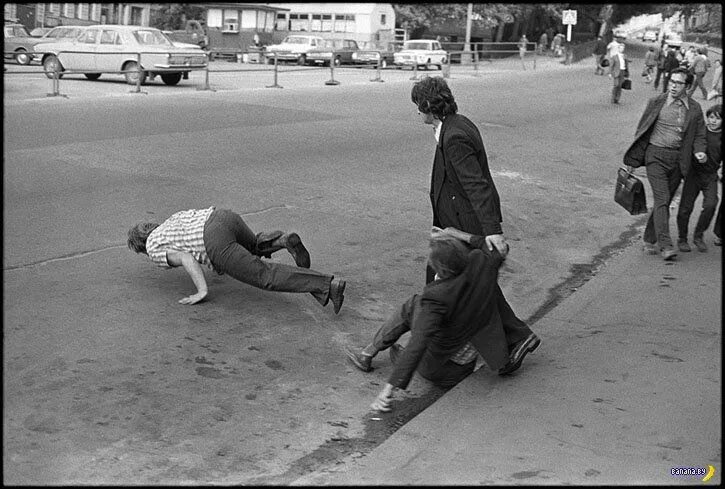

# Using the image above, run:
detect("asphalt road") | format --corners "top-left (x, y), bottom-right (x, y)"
top-left (3, 48), bottom-right (719, 483)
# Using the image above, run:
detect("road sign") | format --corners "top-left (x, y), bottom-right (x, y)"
top-left (562, 9), bottom-right (577, 25)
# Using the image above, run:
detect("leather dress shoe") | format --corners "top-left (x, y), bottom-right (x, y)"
top-left (282, 233), bottom-right (310, 268)
top-left (660, 247), bottom-right (678, 261)
top-left (693, 237), bottom-right (708, 252)
top-left (345, 346), bottom-right (372, 372)
top-left (329, 278), bottom-right (346, 314)
top-left (643, 242), bottom-right (658, 255)
top-left (498, 334), bottom-right (540, 376)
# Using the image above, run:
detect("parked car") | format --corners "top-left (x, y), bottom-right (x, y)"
top-left (30, 27), bottom-right (52, 37)
top-left (34, 24), bottom-right (208, 85)
top-left (307, 38), bottom-right (359, 66)
top-left (35, 25), bottom-right (87, 45)
top-left (664, 32), bottom-right (683, 48)
top-left (352, 41), bottom-right (396, 68)
top-left (4, 22), bottom-right (46, 65)
top-left (643, 30), bottom-right (658, 42)
top-left (264, 34), bottom-right (325, 65)
top-left (393, 39), bottom-right (448, 70)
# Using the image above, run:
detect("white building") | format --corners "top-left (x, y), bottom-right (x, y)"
top-left (266, 3), bottom-right (395, 45)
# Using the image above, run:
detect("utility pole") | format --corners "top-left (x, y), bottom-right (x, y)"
top-left (463, 2), bottom-right (473, 64)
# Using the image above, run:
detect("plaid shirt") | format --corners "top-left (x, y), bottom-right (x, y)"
top-left (146, 207), bottom-right (215, 269)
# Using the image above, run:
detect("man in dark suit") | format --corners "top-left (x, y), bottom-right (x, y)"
top-left (346, 229), bottom-right (540, 412)
top-left (623, 67), bottom-right (707, 260)
top-left (413, 75), bottom-right (535, 363)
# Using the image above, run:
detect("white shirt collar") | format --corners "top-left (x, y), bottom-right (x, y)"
top-left (433, 120), bottom-right (442, 142)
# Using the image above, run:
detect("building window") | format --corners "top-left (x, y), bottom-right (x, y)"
top-left (223, 9), bottom-right (239, 32)
top-left (289, 14), bottom-right (309, 32)
top-left (63, 3), bottom-right (75, 18)
top-left (78, 3), bottom-right (89, 20)
top-left (311, 14), bottom-right (322, 31)
top-left (264, 11), bottom-right (275, 33)
top-left (207, 9), bottom-right (222, 28)
top-left (275, 12), bottom-right (287, 31)
top-left (90, 4), bottom-right (100, 22)
top-left (241, 10), bottom-right (256, 29)
top-left (49, 4), bottom-right (61, 16)
top-left (381, 14), bottom-right (386, 25)
top-left (333, 14), bottom-right (355, 32)
top-left (321, 14), bottom-right (332, 32)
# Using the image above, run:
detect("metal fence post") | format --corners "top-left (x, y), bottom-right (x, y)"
top-left (266, 52), bottom-right (283, 88)
top-left (473, 49), bottom-right (479, 77)
top-left (197, 52), bottom-right (214, 91)
top-left (325, 51), bottom-right (340, 85)
top-left (409, 61), bottom-right (418, 80)
top-left (370, 51), bottom-right (384, 82)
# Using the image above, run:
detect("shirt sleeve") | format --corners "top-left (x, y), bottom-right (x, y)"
top-left (146, 241), bottom-right (172, 268)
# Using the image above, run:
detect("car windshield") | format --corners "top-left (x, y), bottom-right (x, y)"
top-left (47, 27), bottom-right (82, 38)
top-left (404, 42), bottom-right (431, 50)
top-left (4, 25), bottom-right (30, 37)
top-left (133, 29), bottom-right (173, 46)
top-left (321, 39), bottom-right (341, 49)
top-left (283, 37), bottom-right (312, 45)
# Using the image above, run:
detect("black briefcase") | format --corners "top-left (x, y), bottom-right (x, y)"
top-left (622, 78), bottom-right (632, 90)
top-left (614, 167), bottom-right (648, 215)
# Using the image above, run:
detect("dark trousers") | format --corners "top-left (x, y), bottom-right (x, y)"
top-left (611, 75), bottom-right (624, 103)
top-left (654, 66), bottom-right (665, 89)
top-left (677, 171), bottom-right (719, 240)
top-left (662, 72), bottom-right (672, 92)
top-left (203, 209), bottom-right (331, 304)
top-left (688, 72), bottom-right (708, 98)
top-left (368, 294), bottom-right (476, 388)
top-left (643, 145), bottom-right (683, 249)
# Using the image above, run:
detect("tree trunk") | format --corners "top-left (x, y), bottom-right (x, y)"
top-left (511, 19), bottom-right (521, 41)
top-left (495, 21), bottom-right (505, 42)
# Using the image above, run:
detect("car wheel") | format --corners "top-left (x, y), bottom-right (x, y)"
top-left (161, 72), bottom-right (183, 85)
top-left (43, 55), bottom-right (64, 79)
top-left (123, 61), bottom-right (147, 85)
top-left (297, 54), bottom-right (306, 65)
top-left (15, 49), bottom-right (31, 65)
top-left (84, 73), bottom-right (101, 80)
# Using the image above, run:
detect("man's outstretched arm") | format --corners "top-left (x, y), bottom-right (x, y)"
top-left (166, 250), bottom-right (208, 305)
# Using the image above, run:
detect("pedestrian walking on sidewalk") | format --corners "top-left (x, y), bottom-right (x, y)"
top-left (661, 48), bottom-right (680, 92)
top-left (709, 59), bottom-right (722, 103)
top-left (642, 46), bottom-right (657, 83)
top-left (611, 44), bottom-right (629, 104)
top-left (538, 31), bottom-right (548, 56)
top-left (127, 207), bottom-right (345, 312)
top-left (518, 34), bottom-right (528, 70)
top-left (623, 68), bottom-right (708, 260)
top-left (345, 228), bottom-right (539, 413)
top-left (654, 42), bottom-right (668, 90)
top-left (676, 104), bottom-right (722, 252)
top-left (593, 36), bottom-right (607, 75)
top-left (687, 48), bottom-right (709, 99)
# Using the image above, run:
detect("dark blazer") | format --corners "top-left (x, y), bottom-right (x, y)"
top-left (431, 113), bottom-right (503, 237)
top-left (388, 246), bottom-right (510, 389)
top-left (623, 93), bottom-right (707, 176)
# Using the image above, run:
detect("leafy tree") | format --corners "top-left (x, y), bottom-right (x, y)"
top-left (150, 4), bottom-right (205, 31)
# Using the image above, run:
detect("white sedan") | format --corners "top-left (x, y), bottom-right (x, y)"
top-left (34, 24), bottom-right (207, 85)
top-left (393, 39), bottom-right (448, 70)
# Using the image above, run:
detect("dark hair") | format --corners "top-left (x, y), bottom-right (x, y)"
top-left (670, 67), bottom-right (694, 86)
top-left (127, 222), bottom-right (160, 254)
top-left (428, 234), bottom-right (470, 279)
top-left (706, 104), bottom-right (722, 118)
top-left (411, 76), bottom-right (458, 119)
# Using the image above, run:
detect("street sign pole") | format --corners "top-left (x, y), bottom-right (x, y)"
top-left (567, 24), bottom-right (572, 42)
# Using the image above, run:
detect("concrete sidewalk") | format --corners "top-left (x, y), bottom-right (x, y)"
top-left (293, 232), bottom-right (722, 485)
